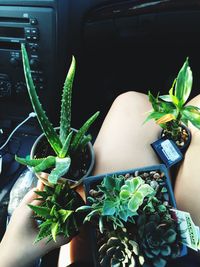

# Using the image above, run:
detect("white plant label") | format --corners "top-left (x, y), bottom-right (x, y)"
top-left (161, 139), bottom-right (180, 161)
top-left (171, 209), bottom-right (200, 251)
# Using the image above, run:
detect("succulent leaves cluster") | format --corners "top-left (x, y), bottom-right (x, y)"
top-left (99, 234), bottom-right (140, 267)
top-left (15, 44), bottom-right (99, 184)
top-left (29, 182), bottom-right (84, 243)
top-left (146, 58), bottom-right (200, 142)
top-left (78, 174), bottom-right (154, 231)
top-left (137, 196), bottom-right (183, 267)
top-left (78, 171), bottom-right (183, 267)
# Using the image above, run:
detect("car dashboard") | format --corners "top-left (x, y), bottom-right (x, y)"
top-left (0, 1), bottom-right (200, 266)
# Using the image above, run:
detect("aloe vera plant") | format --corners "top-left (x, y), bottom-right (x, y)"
top-left (146, 58), bottom-right (200, 147)
top-left (15, 44), bottom-right (99, 184)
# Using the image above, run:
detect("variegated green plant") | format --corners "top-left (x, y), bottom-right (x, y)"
top-left (77, 174), bottom-right (154, 232)
top-left (145, 58), bottom-right (200, 142)
top-left (15, 44), bottom-right (99, 184)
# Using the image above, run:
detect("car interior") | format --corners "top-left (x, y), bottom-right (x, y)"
top-left (0, 0), bottom-right (200, 266)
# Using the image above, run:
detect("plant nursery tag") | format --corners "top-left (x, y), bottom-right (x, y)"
top-left (171, 209), bottom-right (200, 251)
top-left (151, 138), bottom-right (183, 168)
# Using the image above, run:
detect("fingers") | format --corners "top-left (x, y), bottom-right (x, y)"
top-left (36, 179), bottom-right (45, 191)
top-left (20, 188), bottom-right (38, 205)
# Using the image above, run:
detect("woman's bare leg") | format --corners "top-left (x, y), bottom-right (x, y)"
top-left (174, 94), bottom-right (200, 226)
top-left (93, 91), bottom-right (160, 174)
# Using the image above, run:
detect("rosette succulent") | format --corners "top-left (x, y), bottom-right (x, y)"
top-left (137, 212), bottom-right (182, 267)
top-left (98, 235), bottom-right (139, 267)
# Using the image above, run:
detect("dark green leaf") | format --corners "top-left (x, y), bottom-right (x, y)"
top-left (153, 258), bottom-right (167, 267)
top-left (21, 43), bottom-right (62, 155)
top-left (163, 229), bottom-right (177, 243)
top-left (59, 56), bottom-right (76, 144)
top-left (51, 222), bottom-right (59, 242)
top-left (71, 111), bottom-right (99, 151)
top-left (34, 156), bottom-right (56, 172)
top-left (28, 204), bottom-right (51, 219)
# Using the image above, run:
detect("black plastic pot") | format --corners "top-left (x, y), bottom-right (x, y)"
top-left (30, 127), bottom-right (95, 188)
top-left (161, 124), bottom-right (192, 154)
top-left (83, 164), bottom-right (187, 267)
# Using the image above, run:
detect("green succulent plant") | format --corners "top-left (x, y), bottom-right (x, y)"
top-left (30, 182), bottom-right (84, 243)
top-left (15, 44), bottom-right (99, 184)
top-left (77, 170), bottom-right (185, 267)
top-left (98, 235), bottom-right (139, 267)
top-left (145, 58), bottom-right (200, 144)
top-left (137, 211), bottom-right (182, 267)
top-left (77, 174), bottom-right (154, 232)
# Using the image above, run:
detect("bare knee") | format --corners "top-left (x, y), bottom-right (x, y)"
top-left (111, 91), bottom-right (150, 115)
top-left (187, 94), bottom-right (200, 107)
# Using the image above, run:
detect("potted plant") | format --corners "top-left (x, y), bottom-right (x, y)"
top-left (145, 58), bottom-right (200, 152)
top-left (15, 44), bottom-right (99, 187)
top-left (77, 165), bottom-right (186, 267)
top-left (14, 44), bottom-right (99, 242)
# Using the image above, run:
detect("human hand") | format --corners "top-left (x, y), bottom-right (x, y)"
top-left (0, 183), bottom-right (71, 267)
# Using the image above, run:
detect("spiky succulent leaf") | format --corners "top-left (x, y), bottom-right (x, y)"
top-left (59, 131), bottom-right (73, 158)
top-left (15, 155), bottom-right (47, 167)
top-left (71, 111), bottom-right (100, 151)
top-left (34, 156), bottom-right (56, 172)
top-left (21, 43), bottom-right (62, 155)
top-left (58, 209), bottom-right (73, 223)
top-left (28, 204), bottom-right (51, 219)
top-left (80, 134), bottom-right (92, 148)
top-left (59, 56), bottom-right (76, 144)
top-left (34, 220), bottom-right (52, 243)
top-left (48, 157), bottom-right (71, 184)
top-left (51, 222), bottom-right (59, 242)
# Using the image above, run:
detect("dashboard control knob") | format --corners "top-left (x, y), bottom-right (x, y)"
top-left (15, 82), bottom-right (27, 94)
top-left (30, 58), bottom-right (40, 69)
top-left (10, 57), bottom-right (20, 67)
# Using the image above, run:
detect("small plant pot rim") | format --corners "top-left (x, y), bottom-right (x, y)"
top-left (83, 164), bottom-right (187, 267)
top-left (30, 127), bottom-right (95, 188)
top-left (161, 124), bottom-right (192, 153)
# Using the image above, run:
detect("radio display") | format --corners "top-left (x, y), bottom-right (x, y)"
top-left (0, 27), bottom-right (24, 38)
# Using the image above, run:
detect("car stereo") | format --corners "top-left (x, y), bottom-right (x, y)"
top-left (0, 5), bottom-right (56, 98)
